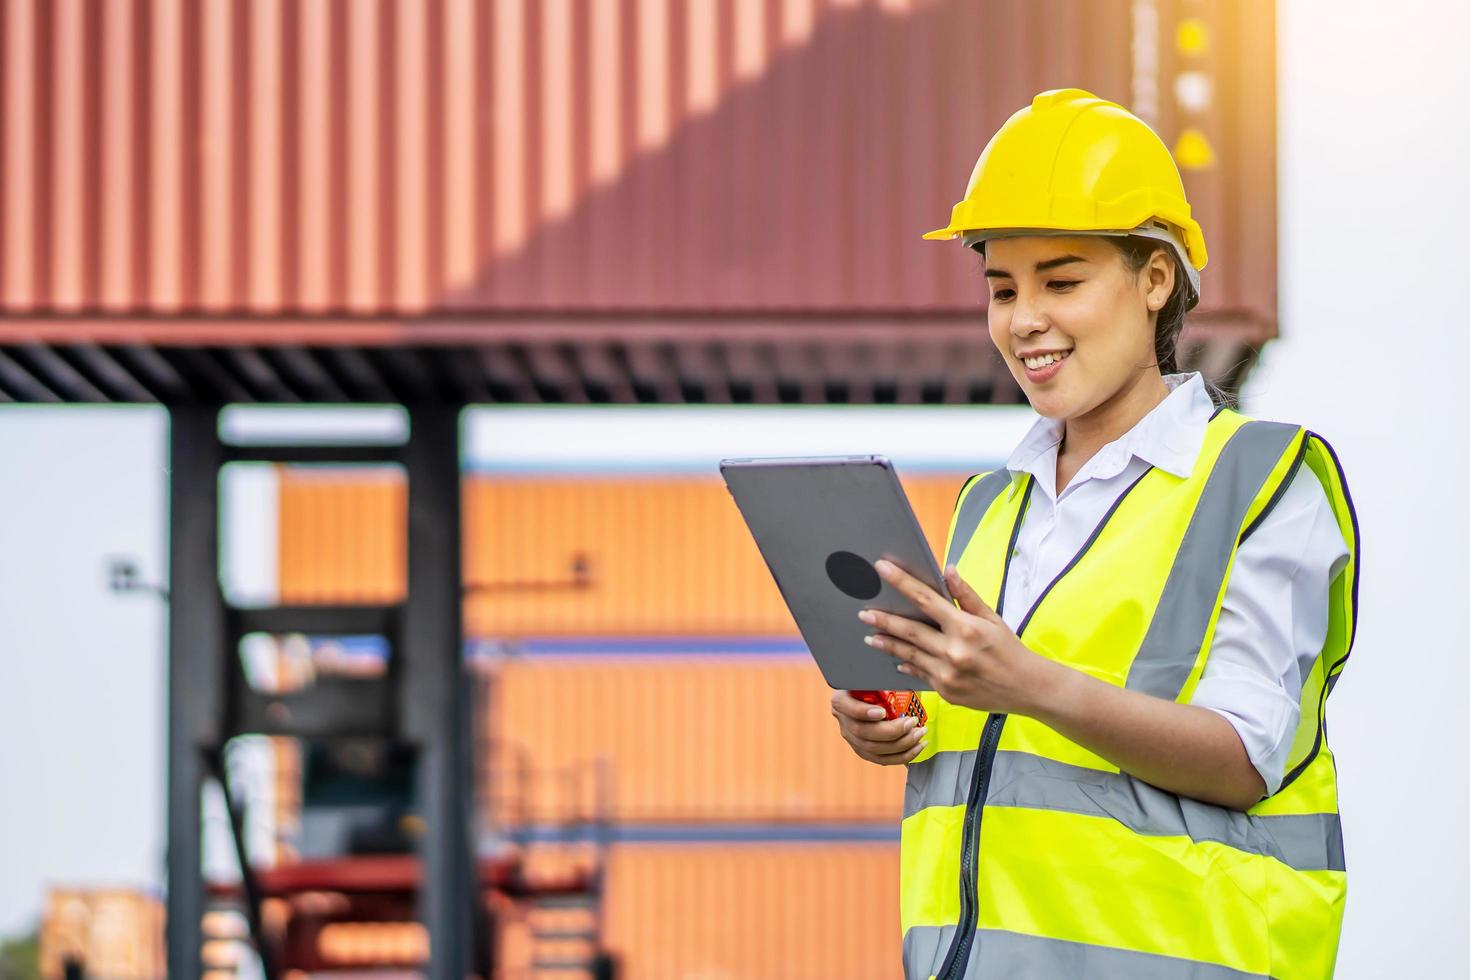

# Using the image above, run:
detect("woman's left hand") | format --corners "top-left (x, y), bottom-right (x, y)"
top-left (859, 560), bottom-right (1054, 716)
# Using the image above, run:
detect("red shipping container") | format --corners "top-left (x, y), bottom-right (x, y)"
top-left (0, 0), bottom-right (1275, 345)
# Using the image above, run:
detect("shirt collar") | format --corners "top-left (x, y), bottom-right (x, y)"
top-left (1004, 372), bottom-right (1216, 492)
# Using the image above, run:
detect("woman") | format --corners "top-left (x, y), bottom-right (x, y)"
top-left (830, 89), bottom-right (1360, 980)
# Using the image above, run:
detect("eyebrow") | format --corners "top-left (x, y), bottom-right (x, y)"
top-left (983, 254), bottom-right (1087, 278)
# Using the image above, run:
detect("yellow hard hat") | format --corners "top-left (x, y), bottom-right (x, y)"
top-left (924, 88), bottom-right (1207, 306)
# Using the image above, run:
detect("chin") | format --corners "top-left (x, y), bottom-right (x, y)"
top-left (1023, 388), bottom-right (1079, 421)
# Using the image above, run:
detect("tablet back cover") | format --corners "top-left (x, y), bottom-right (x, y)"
top-left (721, 456), bottom-right (949, 691)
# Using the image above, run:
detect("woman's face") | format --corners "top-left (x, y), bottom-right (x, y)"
top-left (983, 235), bottom-right (1174, 420)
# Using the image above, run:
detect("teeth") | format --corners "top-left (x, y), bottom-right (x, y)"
top-left (1023, 350), bottom-right (1069, 370)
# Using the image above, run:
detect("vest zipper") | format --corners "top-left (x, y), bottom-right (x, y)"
top-left (935, 466), bottom-right (1153, 980)
top-left (933, 477), bottom-right (1031, 980)
top-left (935, 711), bottom-right (1006, 978)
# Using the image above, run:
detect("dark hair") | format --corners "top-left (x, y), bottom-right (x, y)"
top-left (1103, 236), bottom-right (1233, 408)
top-left (1106, 236), bottom-right (1189, 374)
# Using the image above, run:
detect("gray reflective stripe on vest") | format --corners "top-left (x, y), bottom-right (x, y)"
top-left (904, 749), bottom-right (1343, 873)
top-left (944, 470), bottom-right (1014, 570)
top-left (903, 925), bottom-right (1272, 980)
top-left (904, 747), bottom-right (976, 819)
top-left (1126, 420), bottom-right (1302, 700)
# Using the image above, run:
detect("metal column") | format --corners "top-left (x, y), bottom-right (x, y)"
top-left (165, 406), bottom-right (225, 980)
top-left (402, 402), bottom-right (478, 979)
top-left (164, 399), bottom-right (482, 978)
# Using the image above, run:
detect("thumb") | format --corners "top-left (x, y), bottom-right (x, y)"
top-left (945, 564), bottom-right (999, 622)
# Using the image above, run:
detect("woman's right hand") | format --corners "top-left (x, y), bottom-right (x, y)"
top-left (830, 690), bottom-right (928, 765)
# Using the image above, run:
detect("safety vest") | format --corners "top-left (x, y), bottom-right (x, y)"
top-left (900, 407), bottom-right (1360, 980)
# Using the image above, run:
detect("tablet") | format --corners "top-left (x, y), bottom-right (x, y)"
top-left (719, 455), bottom-right (952, 691)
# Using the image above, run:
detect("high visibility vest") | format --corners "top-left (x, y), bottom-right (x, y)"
top-left (901, 407), bottom-right (1360, 980)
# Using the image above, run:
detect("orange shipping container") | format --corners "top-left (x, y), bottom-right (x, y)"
top-left (39, 889), bottom-right (166, 980)
top-left (276, 466), bottom-right (407, 605)
top-left (278, 470), bottom-right (968, 634)
top-left (498, 843), bottom-right (901, 980)
top-left (479, 656), bottom-right (907, 826)
top-left (273, 469), bottom-right (961, 834)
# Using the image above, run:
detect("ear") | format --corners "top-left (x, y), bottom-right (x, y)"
top-left (1145, 249), bottom-right (1175, 312)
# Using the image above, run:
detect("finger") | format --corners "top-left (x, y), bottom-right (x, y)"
top-left (845, 713), bottom-right (920, 744)
top-left (945, 564), bottom-right (1000, 623)
top-left (832, 702), bottom-right (918, 742)
top-left (860, 607), bottom-right (946, 655)
top-left (865, 632), bottom-right (945, 681)
top-left (874, 559), bottom-right (962, 629)
top-left (832, 690), bottom-right (891, 722)
top-left (895, 660), bottom-right (936, 689)
top-left (859, 734), bottom-right (929, 767)
top-left (871, 714), bottom-right (921, 741)
top-left (855, 720), bottom-right (927, 757)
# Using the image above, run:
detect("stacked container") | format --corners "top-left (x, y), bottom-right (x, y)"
top-left (274, 465), bottom-right (967, 977)
top-left (39, 889), bottom-right (166, 980)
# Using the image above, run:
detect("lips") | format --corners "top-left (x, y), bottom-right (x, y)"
top-left (1021, 349), bottom-right (1070, 384)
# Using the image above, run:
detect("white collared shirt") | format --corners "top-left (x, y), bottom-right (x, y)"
top-left (998, 371), bottom-right (1350, 796)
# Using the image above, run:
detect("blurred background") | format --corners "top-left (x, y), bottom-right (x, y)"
top-left (0, 0), bottom-right (1465, 978)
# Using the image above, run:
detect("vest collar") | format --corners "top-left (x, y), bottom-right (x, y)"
top-left (1003, 371), bottom-right (1215, 499)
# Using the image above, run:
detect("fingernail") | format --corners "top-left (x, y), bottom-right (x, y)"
top-left (917, 740), bottom-right (928, 752)
top-left (858, 610), bottom-right (875, 624)
top-left (905, 716), bottom-right (917, 731)
top-left (914, 726), bottom-right (928, 739)
top-left (875, 560), bottom-right (893, 576)
top-left (863, 635), bottom-right (877, 647)
top-left (867, 707), bottom-right (886, 720)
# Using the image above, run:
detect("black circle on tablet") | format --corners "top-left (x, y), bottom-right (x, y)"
top-left (826, 550), bottom-right (882, 600)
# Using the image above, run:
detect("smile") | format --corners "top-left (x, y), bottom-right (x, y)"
top-left (1021, 350), bottom-right (1071, 369)
top-left (1021, 349), bottom-right (1070, 383)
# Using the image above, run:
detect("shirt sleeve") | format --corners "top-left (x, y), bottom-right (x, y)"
top-left (1190, 461), bottom-right (1351, 797)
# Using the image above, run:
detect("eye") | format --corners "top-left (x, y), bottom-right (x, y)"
top-left (991, 288), bottom-right (1015, 302)
top-left (1049, 280), bottom-right (1079, 291)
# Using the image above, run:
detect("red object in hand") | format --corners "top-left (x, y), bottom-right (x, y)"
top-left (851, 689), bottom-right (927, 724)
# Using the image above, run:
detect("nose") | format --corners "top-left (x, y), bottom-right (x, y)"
top-left (1008, 287), bottom-right (1048, 339)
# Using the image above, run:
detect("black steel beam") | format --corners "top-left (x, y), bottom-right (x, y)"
top-left (160, 348), bottom-right (253, 404)
top-left (229, 675), bottom-right (395, 739)
top-left (316, 346), bottom-right (397, 403)
top-left (166, 405), bottom-right (227, 980)
top-left (401, 402), bottom-right (476, 980)
top-left (207, 750), bottom-right (277, 980)
top-left (0, 348), bottom-right (63, 401)
top-left (435, 346), bottom-right (493, 404)
top-left (68, 344), bottom-right (159, 402)
top-left (223, 347), bottom-right (298, 402)
top-left (221, 444), bottom-right (403, 465)
top-left (229, 604), bottom-right (397, 637)
top-left (479, 345), bottom-right (540, 403)
top-left (268, 346), bottom-right (351, 402)
top-left (112, 344), bottom-right (193, 403)
top-left (12, 343), bottom-right (110, 401)
top-left (364, 347), bottom-right (437, 402)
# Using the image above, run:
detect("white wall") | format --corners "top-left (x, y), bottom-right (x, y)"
top-left (1242, 1), bottom-right (1470, 975)
top-left (0, 408), bottom-right (168, 934)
